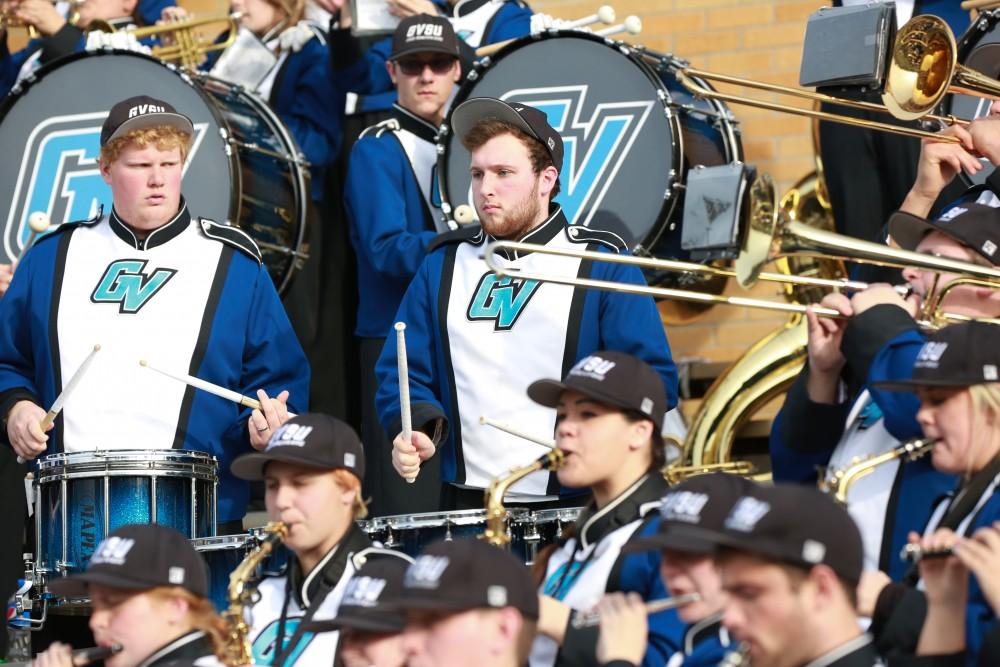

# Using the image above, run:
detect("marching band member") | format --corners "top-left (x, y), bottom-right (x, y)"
top-left (346, 13), bottom-right (461, 516)
top-left (392, 538), bottom-right (539, 667)
top-left (864, 322), bottom-right (1000, 665)
top-left (375, 97), bottom-right (677, 510)
top-left (33, 524), bottom-right (225, 667)
top-left (771, 202), bottom-right (1000, 580)
top-left (526, 351), bottom-right (682, 666)
top-left (0, 96), bottom-right (307, 531)
top-left (229, 413), bottom-right (410, 665)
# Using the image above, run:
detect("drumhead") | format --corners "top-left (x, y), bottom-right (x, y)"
top-left (946, 10), bottom-right (1000, 185)
top-left (439, 32), bottom-right (679, 250)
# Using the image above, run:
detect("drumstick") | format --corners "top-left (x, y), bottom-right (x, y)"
top-left (17, 343), bottom-right (101, 464)
top-left (594, 15), bottom-right (642, 37)
top-left (17, 212), bottom-right (50, 261)
top-left (138, 360), bottom-right (296, 417)
top-left (396, 322), bottom-right (416, 484)
top-left (961, 0), bottom-right (999, 10)
top-left (454, 205), bottom-right (477, 225)
top-left (479, 415), bottom-right (555, 449)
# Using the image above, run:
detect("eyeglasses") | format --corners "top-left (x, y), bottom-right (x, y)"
top-left (395, 55), bottom-right (457, 76)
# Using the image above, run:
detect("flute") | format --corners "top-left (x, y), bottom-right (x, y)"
top-left (570, 593), bottom-right (700, 629)
top-left (73, 643), bottom-right (124, 665)
top-left (900, 543), bottom-right (954, 564)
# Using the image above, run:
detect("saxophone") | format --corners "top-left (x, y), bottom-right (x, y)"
top-left (819, 437), bottom-right (938, 505)
top-left (482, 449), bottom-right (565, 546)
top-left (221, 521), bottom-right (289, 667)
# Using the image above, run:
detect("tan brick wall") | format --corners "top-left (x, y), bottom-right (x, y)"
top-left (531, 0), bottom-right (818, 362)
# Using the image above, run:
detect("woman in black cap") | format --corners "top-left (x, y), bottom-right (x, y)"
top-left (32, 524), bottom-right (226, 667)
top-left (867, 321), bottom-right (1000, 664)
top-left (525, 351), bottom-right (681, 666)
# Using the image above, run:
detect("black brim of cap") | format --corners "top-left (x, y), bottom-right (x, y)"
top-left (887, 210), bottom-right (937, 252)
top-left (873, 377), bottom-right (978, 392)
top-left (103, 112), bottom-right (194, 146)
top-left (230, 449), bottom-right (338, 481)
top-left (623, 528), bottom-right (718, 556)
top-left (46, 570), bottom-right (159, 598)
top-left (451, 98), bottom-right (539, 145)
top-left (303, 610), bottom-right (405, 635)
top-left (389, 45), bottom-right (459, 60)
top-left (384, 594), bottom-right (539, 620)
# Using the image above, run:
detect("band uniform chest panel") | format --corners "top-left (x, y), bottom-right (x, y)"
top-left (445, 231), bottom-right (581, 497)
top-left (450, 0), bottom-right (506, 48)
top-left (56, 220), bottom-right (222, 452)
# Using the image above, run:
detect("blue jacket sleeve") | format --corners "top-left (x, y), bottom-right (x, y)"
top-left (592, 253), bottom-right (679, 409)
top-left (0, 248), bottom-right (44, 419)
top-left (482, 1), bottom-right (533, 42)
top-left (328, 28), bottom-right (393, 96)
top-left (374, 255), bottom-right (448, 437)
top-left (345, 137), bottom-right (438, 280)
top-left (273, 39), bottom-right (342, 169)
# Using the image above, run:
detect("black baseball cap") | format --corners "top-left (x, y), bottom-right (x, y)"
top-left (387, 539), bottom-right (538, 619)
top-left (303, 557), bottom-right (412, 635)
top-left (47, 524), bottom-right (208, 598)
top-left (888, 203), bottom-right (1000, 266)
top-left (230, 413), bottom-right (365, 481)
top-left (100, 95), bottom-right (194, 147)
top-left (451, 97), bottom-right (564, 173)
top-left (874, 321), bottom-right (1000, 391)
top-left (528, 351), bottom-right (667, 430)
top-left (699, 483), bottom-right (864, 584)
top-left (625, 473), bottom-right (756, 555)
top-left (389, 14), bottom-right (461, 61)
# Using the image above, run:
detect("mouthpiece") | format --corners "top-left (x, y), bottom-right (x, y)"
top-left (72, 643), bottom-right (123, 665)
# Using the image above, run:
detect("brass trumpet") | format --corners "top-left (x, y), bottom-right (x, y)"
top-left (88, 13), bottom-right (240, 70)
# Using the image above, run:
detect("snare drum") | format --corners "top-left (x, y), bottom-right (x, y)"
top-left (0, 50), bottom-right (308, 293)
top-left (512, 507), bottom-right (582, 565)
top-left (438, 31), bottom-right (741, 259)
top-left (365, 509), bottom-right (531, 559)
top-left (192, 532), bottom-right (291, 611)
top-left (34, 450), bottom-right (217, 577)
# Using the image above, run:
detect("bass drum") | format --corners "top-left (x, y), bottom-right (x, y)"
top-left (0, 50), bottom-right (308, 293)
top-left (438, 31), bottom-right (741, 261)
top-left (946, 9), bottom-right (1000, 186)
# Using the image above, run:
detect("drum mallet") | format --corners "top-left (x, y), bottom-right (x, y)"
top-left (16, 343), bottom-right (101, 464)
top-left (396, 322), bottom-right (417, 484)
top-left (479, 415), bottom-right (555, 449)
top-left (562, 4), bottom-right (616, 29)
top-left (17, 212), bottom-right (51, 261)
top-left (453, 205), bottom-right (477, 225)
top-left (138, 360), bottom-right (297, 417)
top-left (595, 15), bottom-right (642, 37)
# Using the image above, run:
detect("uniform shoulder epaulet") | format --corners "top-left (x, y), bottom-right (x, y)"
top-left (34, 209), bottom-right (103, 246)
top-left (301, 19), bottom-right (327, 44)
top-left (198, 218), bottom-right (262, 265)
top-left (427, 224), bottom-right (484, 252)
top-left (564, 221), bottom-right (633, 253)
top-left (359, 117), bottom-right (401, 140)
top-left (350, 546), bottom-right (415, 569)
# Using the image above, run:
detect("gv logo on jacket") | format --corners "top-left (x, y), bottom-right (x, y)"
top-left (91, 259), bottom-right (177, 314)
top-left (467, 273), bottom-right (540, 331)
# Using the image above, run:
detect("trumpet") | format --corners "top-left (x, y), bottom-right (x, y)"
top-left (570, 593), bottom-right (701, 629)
top-left (88, 13), bottom-right (240, 70)
top-left (0, 0), bottom-right (81, 39)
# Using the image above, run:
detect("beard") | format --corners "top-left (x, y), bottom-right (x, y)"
top-left (477, 178), bottom-right (544, 240)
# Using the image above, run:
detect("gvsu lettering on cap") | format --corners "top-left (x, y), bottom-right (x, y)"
top-left (406, 23), bottom-right (444, 41)
top-left (915, 341), bottom-right (949, 368)
top-left (128, 104), bottom-right (166, 118)
top-left (724, 497), bottom-right (770, 533)
top-left (660, 491), bottom-right (710, 524)
top-left (266, 424), bottom-right (314, 449)
top-left (405, 555), bottom-right (450, 589)
top-left (344, 576), bottom-right (388, 608)
top-left (91, 537), bottom-right (136, 566)
top-left (569, 355), bottom-right (616, 381)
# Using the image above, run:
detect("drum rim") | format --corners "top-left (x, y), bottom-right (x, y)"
top-left (370, 507), bottom-right (530, 528)
top-left (35, 468), bottom-right (219, 482)
top-left (518, 506), bottom-right (583, 522)
top-left (437, 30), bottom-right (682, 250)
top-left (192, 534), bottom-right (256, 550)
top-left (37, 449), bottom-right (218, 465)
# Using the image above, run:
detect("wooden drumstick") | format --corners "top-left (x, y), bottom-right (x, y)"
top-left (138, 360), bottom-right (296, 416)
top-left (595, 15), bottom-right (642, 37)
top-left (479, 415), bottom-right (555, 449)
top-left (17, 212), bottom-right (51, 261)
top-left (396, 322), bottom-right (416, 484)
top-left (17, 343), bottom-right (101, 464)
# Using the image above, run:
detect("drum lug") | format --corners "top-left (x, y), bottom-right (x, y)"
top-left (383, 528), bottom-right (399, 548)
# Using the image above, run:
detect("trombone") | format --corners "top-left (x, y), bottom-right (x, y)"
top-left (650, 14), bottom-right (1000, 143)
top-left (480, 174), bottom-right (1000, 329)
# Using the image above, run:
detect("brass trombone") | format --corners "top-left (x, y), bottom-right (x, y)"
top-left (88, 13), bottom-right (240, 70)
top-left (480, 174), bottom-right (1000, 329)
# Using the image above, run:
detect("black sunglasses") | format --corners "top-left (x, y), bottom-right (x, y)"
top-left (396, 55), bottom-right (457, 76)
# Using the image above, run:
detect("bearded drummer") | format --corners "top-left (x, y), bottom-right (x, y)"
top-left (0, 95), bottom-right (308, 532)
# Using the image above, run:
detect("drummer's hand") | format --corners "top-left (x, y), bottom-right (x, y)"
top-left (7, 400), bottom-right (49, 461)
top-left (850, 283), bottom-right (918, 318)
top-left (391, 429), bottom-right (434, 480)
top-left (14, 0), bottom-right (66, 36)
top-left (901, 124), bottom-right (978, 219)
top-left (248, 389), bottom-right (290, 450)
top-left (0, 261), bottom-right (15, 298)
top-left (386, 0), bottom-right (438, 18)
top-left (596, 592), bottom-right (648, 666)
top-left (968, 115), bottom-right (1000, 166)
top-left (32, 640), bottom-right (75, 667)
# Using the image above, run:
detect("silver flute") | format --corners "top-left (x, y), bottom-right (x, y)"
top-left (570, 593), bottom-right (700, 629)
top-left (900, 543), bottom-right (955, 563)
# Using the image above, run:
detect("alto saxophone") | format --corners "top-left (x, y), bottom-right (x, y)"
top-left (819, 437), bottom-right (938, 505)
top-left (482, 449), bottom-right (565, 547)
top-left (221, 521), bottom-right (288, 667)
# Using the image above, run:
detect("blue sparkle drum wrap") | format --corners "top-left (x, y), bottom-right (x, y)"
top-left (35, 450), bottom-right (218, 576)
top-left (192, 532), bottom-right (292, 611)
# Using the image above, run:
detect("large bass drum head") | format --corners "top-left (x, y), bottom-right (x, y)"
top-left (440, 32), bottom-right (678, 251)
top-left (0, 51), bottom-right (236, 263)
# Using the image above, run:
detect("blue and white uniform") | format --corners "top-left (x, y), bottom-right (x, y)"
top-left (329, 0), bottom-right (532, 114)
top-left (374, 207), bottom-right (677, 499)
top-left (770, 305), bottom-right (953, 581)
top-left (247, 525), bottom-right (411, 666)
top-left (0, 202), bottom-right (309, 522)
top-left (530, 474), bottom-right (684, 666)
